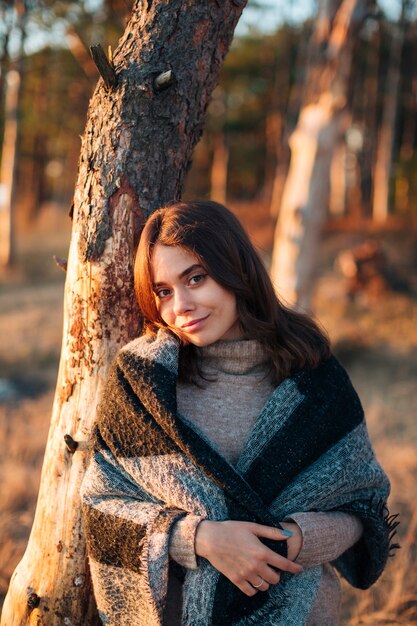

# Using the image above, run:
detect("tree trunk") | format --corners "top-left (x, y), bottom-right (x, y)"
top-left (209, 87), bottom-right (228, 204)
top-left (270, 0), bottom-right (368, 310)
top-left (210, 131), bottom-right (229, 204)
top-left (271, 98), bottom-right (343, 309)
top-left (359, 23), bottom-right (380, 216)
top-left (0, 1), bottom-right (27, 268)
top-left (0, 69), bottom-right (20, 268)
top-left (372, 5), bottom-right (407, 222)
top-left (329, 139), bottom-right (347, 216)
top-left (1, 1), bottom-right (246, 624)
top-left (0, 5), bottom-right (12, 124)
top-left (25, 61), bottom-right (52, 221)
top-left (27, 132), bottom-right (48, 221)
top-left (263, 111), bottom-right (281, 205)
top-left (264, 55), bottom-right (286, 211)
top-left (399, 65), bottom-right (417, 162)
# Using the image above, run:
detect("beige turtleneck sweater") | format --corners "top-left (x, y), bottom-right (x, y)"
top-left (164, 339), bottom-right (363, 626)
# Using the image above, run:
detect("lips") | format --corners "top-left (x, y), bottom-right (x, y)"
top-left (181, 315), bottom-right (209, 330)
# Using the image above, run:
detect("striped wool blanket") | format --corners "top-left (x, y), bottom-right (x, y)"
top-left (81, 329), bottom-right (397, 626)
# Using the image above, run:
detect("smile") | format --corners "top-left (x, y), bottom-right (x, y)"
top-left (181, 315), bottom-right (210, 331)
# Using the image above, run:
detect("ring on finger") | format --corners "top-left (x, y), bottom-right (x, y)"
top-left (251, 576), bottom-right (266, 589)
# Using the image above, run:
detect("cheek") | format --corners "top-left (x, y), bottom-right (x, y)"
top-left (153, 296), bottom-right (164, 321)
top-left (219, 288), bottom-right (238, 319)
top-left (223, 288), bottom-right (236, 307)
top-left (229, 300), bottom-right (239, 323)
top-left (157, 301), bottom-right (173, 325)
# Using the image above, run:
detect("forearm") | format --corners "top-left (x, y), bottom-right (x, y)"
top-left (168, 510), bottom-right (363, 573)
top-left (284, 511), bottom-right (364, 569)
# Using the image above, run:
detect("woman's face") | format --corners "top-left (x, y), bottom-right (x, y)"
top-left (151, 244), bottom-right (242, 347)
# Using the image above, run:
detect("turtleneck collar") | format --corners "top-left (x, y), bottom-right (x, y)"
top-left (196, 338), bottom-right (271, 376)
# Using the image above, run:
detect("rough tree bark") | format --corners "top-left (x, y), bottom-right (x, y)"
top-left (1, 1), bottom-right (247, 623)
top-left (270, 0), bottom-right (369, 310)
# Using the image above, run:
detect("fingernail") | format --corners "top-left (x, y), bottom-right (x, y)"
top-left (281, 529), bottom-right (293, 537)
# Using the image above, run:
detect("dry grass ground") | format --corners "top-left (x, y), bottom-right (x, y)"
top-left (317, 290), bottom-right (417, 625)
top-left (1, 204), bottom-right (416, 624)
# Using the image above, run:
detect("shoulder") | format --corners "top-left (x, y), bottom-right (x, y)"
top-left (296, 352), bottom-right (352, 383)
top-left (119, 333), bottom-right (157, 359)
top-left (118, 328), bottom-right (178, 357)
top-left (116, 328), bottom-right (179, 374)
top-left (97, 335), bottom-right (161, 403)
top-left (294, 353), bottom-right (362, 409)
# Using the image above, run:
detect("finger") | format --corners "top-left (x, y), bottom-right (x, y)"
top-left (239, 580), bottom-right (259, 597)
top-left (250, 523), bottom-right (292, 541)
top-left (268, 554), bottom-right (303, 575)
top-left (258, 564), bottom-right (281, 586)
top-left (249, 576), bottom-right (270, 592)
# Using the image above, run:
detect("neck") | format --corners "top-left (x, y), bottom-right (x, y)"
top-left (196, 338), bottom-right (271, 376)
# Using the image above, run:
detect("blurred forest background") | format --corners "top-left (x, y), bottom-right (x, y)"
top-left (1, 0), bottom-right (417, 623)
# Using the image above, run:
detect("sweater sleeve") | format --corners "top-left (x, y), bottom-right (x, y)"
top-left (285, 511), bottom-right (364, 569)
top-left (168, 514), bottom-right (205, 569)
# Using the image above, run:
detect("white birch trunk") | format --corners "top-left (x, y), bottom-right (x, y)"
top-left (270, 96), bottom-right (342, 309)
top-left (270, 0), bottom-right (368, 309)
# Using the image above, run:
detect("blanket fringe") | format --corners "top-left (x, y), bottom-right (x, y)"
top-left (374, 497), bottom-right (401, 557)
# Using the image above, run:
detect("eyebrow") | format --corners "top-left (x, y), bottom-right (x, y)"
top-left (153, 264), bottom-right (204, 289)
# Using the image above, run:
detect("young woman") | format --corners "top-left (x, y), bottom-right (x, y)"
top-left (81, 201), bottom-right (397, 626)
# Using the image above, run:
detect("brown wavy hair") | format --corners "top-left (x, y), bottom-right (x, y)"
top-left (134, 200), bottom-right (331, 385)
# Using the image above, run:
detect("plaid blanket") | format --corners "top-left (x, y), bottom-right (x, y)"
top-left (81, 329), bottom-right (397, 626)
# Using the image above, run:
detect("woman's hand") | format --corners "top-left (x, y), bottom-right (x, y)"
top-left (195, 520), bottom-right (303, 597)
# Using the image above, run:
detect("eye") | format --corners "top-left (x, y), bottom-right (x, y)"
top-left (155, 288), bottom-right (171, 299)
top-left (189, 273), bottom-right (206, 286)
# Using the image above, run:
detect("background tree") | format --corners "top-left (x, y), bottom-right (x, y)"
top-left (0, 0), bottom-right (28, 268)
top-left (0, 0), bottom-right (134, 232)
top-left (373, 0), bottom-right (410, 221)
top-left (1, 2), bottom-right (417, 623)
top-left (270, 0), bottom-right (371, 310)
top-left (5, 2), bottom-right (417, 234)
top-left (1, 0), bottom-right (247, 623)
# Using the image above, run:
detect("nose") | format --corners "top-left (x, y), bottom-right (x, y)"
top-left (173, 288), bottom-right (195, 316)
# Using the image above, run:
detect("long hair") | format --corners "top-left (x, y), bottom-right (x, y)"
top-left (134, 200), bottom-right (331, 385)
